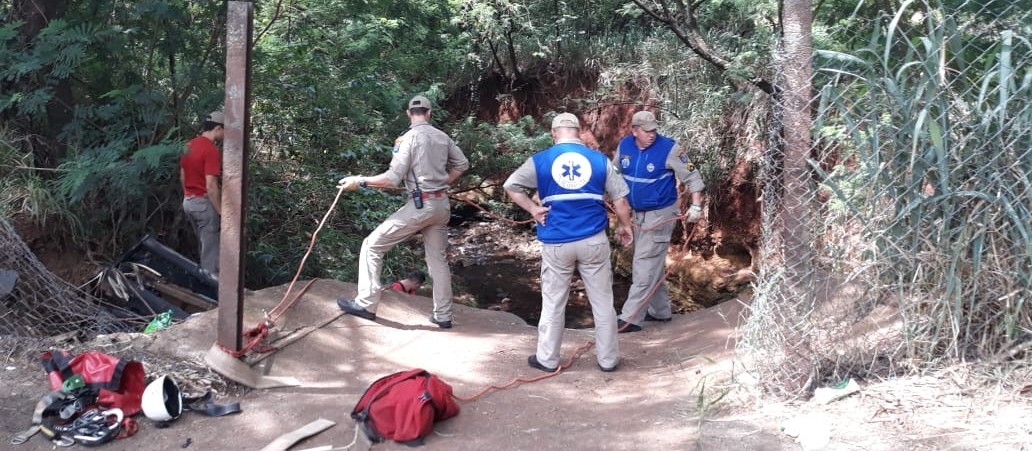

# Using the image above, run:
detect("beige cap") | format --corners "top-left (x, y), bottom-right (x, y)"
top-left (408, 95), bottom-right (432, 110)
top-left (206, 111), bottom-right (224, 125)
top-left (551, 113), bottom-right (580, 129)
top-left (631, 111), bottom-right (658, 131)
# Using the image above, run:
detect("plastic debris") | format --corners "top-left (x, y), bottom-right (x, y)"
top-left (812, 378), bottom-right (860, 404)
top-left (782, 413), bottom-right (831, 450)
top-left (144, 310), bottom-right (174, 333)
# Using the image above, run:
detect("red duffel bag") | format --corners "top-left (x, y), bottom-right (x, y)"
top-left (40, 350), bottom-right (146, 416)
top-left (351, 368), bottom-right (460, 446)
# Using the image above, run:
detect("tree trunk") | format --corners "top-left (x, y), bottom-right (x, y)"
top-left (775, 0), bottom-right (816, 397)
top-left (13, 0), bottom-right (71, 168)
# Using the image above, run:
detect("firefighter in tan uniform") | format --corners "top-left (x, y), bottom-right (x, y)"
top-left (336, 95), bottom-right (469, 329)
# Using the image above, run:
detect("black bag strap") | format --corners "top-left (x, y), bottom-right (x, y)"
top-left (424, 380), bottom-right (448, 416)
top-left (40, 351), bottom-right (76, 381)
top-left (182, 391), bottom-right (241, 417)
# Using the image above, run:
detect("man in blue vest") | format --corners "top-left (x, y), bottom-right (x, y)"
top-left (504, 113), bottom-right (634, 373)
top-left (615, 110), bottom-right (705, 333)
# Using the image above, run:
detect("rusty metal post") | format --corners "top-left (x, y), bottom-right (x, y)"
top-left (217, 1), bottom-right (252, 352)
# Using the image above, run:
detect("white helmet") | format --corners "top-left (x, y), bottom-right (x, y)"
top-left (141, 375), bottom-right (183, 421)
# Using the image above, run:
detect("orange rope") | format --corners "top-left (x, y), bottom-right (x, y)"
top-left (221, 185), bottom-right (349, 358)
top-left (267, 185), bottom-right (349, 323)
top-left (453, 340), bottom-right (596, 402)
top-left (218, 324), bottom-right (270, 358)
top-left (603, 198), bottom-right (691, 233)
top-left (443, 194), bottom-right (650, 400)
top-left (452, 247), bottom-right (675, 402)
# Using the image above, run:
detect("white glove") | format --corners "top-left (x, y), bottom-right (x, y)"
top-left (337, 176), bottom-right (364, 192)
top-left (686, 204), bottom-right (703, 223)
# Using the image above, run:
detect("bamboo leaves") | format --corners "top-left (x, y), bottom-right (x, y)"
top-left (809, 0), bottom-right (1030, 364)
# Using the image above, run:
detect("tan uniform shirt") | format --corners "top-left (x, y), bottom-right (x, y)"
top-left (386, 121), bottom-right (469, 192)
top-left (667, 143), bottom-right (706, 193)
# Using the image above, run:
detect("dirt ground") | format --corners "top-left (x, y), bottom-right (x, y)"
top-left (2, 279), bottom-right (1030, 451)
top-left (3, 217), bottom-right (1029, 451)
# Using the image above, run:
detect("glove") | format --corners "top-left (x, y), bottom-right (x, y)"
top-left (686, 204), bottom-right (703, 223)
top-left (337, 176), bottom-right (363, 192)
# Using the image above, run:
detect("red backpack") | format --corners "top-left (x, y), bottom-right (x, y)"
top-left (39, 350), bottom-right (146, 416)
top-left (351, 369), bottom-right (460, 446)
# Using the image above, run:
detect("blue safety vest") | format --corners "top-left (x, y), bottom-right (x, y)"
top-left (616, 135), bottom-right (677, 211)
top-left (531, 143), bottom-right (609, 244)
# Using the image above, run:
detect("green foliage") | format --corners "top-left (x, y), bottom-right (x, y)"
top-left (452, 115), bottom-right (550, 185)
top-left (241, 0), bottom-right (476, 285)
top-left (0, 18), bottom-right (103, 118)
top-left (4, 0), bottom-right (778, 285)
top-left (589, 31), bottom-right (754, 206)
top-left (251, 0), bottom-right (468, 165)
top-left (812, 0), bottom-right (1030, 361)
top-left (0, 1), bottom-right (226, 252)
top-left (451, 0), bottom-right (642, 77)
top-left (0, 128), bottom-right (80, 232)
top-left (243, 159), bottom-right (429, 287)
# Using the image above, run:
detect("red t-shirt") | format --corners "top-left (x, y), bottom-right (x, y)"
top-left (389, 281), bottom-right (416, 295)
top-left (181, 136), bottom-right (221, 197)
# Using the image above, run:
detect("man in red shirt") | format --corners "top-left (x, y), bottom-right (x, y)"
top-left (180, 111), bottom-right (224, 277)
top-left (388, 270), bottom-right (426, 295)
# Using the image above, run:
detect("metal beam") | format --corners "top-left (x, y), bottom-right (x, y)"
top-left (217, 1), bottom-right (253, 352)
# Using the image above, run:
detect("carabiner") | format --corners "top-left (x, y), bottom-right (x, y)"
top-left (51, 436), bottom-right (76, 447)
top-left (71, 408), bottom-right (123, 447)
top-left (38, 424), bottom-right (75, 447)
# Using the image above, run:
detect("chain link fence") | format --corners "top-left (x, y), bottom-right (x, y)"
top-left (0, 217), bottom-right (136, 339)
top-left (742, 0), bottom-right (1031, 397)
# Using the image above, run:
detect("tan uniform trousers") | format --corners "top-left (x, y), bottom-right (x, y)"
top-left (619, 203), bottom-right (678, 325)
top-left (354, 196), bottom-right (453, 321)
top-left (537, 230), bottom-right (619, 369)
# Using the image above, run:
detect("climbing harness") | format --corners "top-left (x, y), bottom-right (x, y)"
top-left (10, 390), bottom-right (68, 446)
top-left (10, 390), bottom-right (120, 447)
top-left (45, 408), bottom-right (124, 447)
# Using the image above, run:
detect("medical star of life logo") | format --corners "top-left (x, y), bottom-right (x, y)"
top-left (551, 152), bottom-right (592, 190)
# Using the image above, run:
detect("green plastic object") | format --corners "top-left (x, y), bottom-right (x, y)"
top-left (144, 310), bottom-right (173, 333)
top-left (62, 374), bottom-right (86, 392)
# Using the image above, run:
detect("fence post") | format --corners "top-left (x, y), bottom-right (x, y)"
top-left (773, 0), bottom-right (817, 397)
top-left (217, 1), bottom-right (253, 353)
